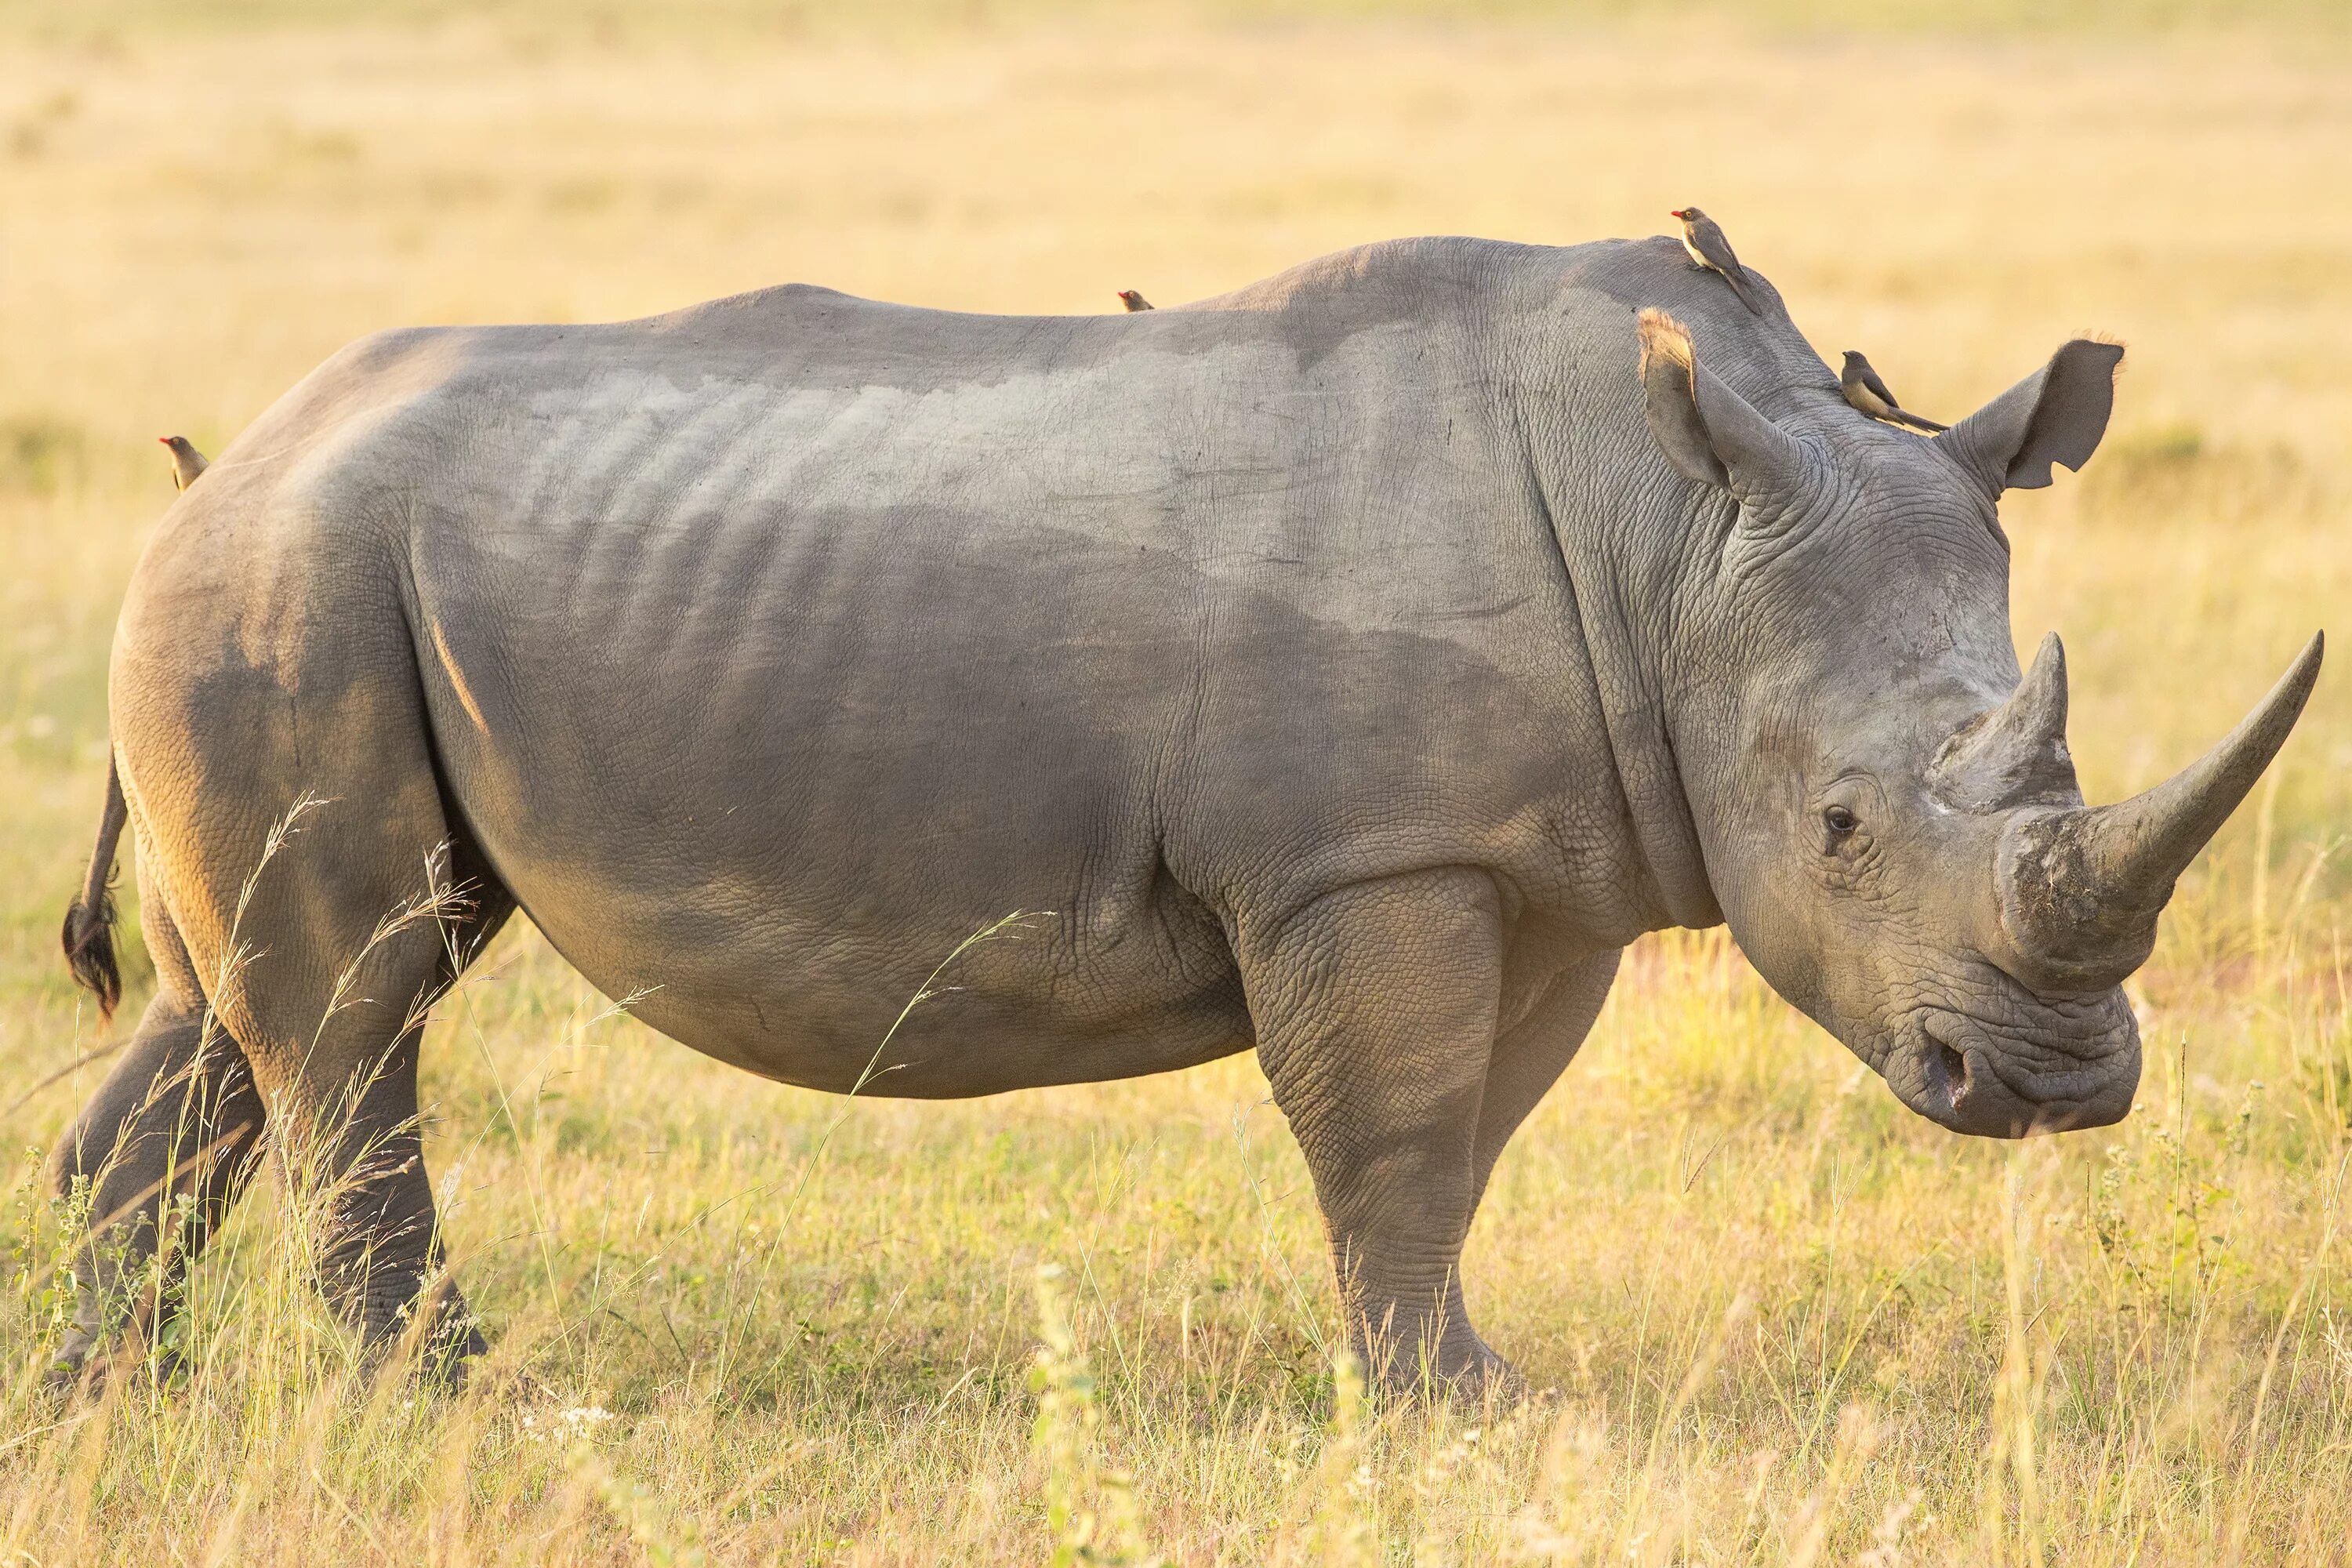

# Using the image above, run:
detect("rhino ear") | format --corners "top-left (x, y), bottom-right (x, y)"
top-left (1939, 339), bottom-right (2124, 495)
top-left (1636, 308), bottom-right (1809, 504)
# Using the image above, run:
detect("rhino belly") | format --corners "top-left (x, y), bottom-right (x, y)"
top-left (408, 507), bottom-right (1254, 1096)
top-left (494, 811), bottom-right (1256, 1099)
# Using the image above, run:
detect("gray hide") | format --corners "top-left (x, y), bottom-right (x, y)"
top-left (49, 234), bottom-right (2318, 1392)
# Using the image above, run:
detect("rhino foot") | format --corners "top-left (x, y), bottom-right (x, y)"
top-left (1354, 1324), bottom-right (1525, 1406)
top-left (42, 1332), bottom-right (190, 1403)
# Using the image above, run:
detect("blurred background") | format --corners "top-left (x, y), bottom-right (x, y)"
top-left (4, 4), bottom-right (2352, 1556)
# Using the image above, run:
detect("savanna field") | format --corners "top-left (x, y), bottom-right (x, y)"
top-left (4, 1), bottom-right (2352, 1560)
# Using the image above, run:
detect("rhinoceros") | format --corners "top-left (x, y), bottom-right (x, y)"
top-left (50, 234), bottom-right (2319, 1392)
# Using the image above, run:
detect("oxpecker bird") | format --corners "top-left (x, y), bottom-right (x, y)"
top-left (1116, 289), bottom-right (1153, 312)
top-left (1668, 207), bottom-right (1762, 316)
top-left (159, 436), bottom-right (209, 491)
top-left (1839, 352), bottom-right (1949, 434)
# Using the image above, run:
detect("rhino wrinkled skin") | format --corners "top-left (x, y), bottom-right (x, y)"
top-left (47, 234), bottom-right (2319, 1392)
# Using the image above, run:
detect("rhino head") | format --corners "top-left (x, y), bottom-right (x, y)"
top-left (1635, 309), bottom-right (2321, 1138)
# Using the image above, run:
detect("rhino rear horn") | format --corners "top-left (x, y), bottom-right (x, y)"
top-left (1998, 633), bottom-right (2323, 986)
top-left (1636, 308), bottom-right (1811, 507)
top-left (1928, 633), bottom-right (2082, 812)
top-left (1940, 339), bottom-right (2125, 495)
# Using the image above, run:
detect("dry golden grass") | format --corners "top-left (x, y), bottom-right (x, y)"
top-left (3, 9), bottom-right (2352, 1563)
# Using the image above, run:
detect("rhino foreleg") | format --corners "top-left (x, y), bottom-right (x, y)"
top-left (1469, 949), bottom-right (1620, 1210)
top-left (1242, 866), bottom-right (1513, 1396)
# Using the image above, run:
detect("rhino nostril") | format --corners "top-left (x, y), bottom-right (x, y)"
top-left (1923, 1020), bottom-right (1974, 1112)
top-left (1939, 1040), bottom-right (1972, 1108)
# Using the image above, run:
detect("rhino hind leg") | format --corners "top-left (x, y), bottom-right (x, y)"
top-left (103, 547), bottom-right (517, 1381)
top-left (49, 804), bottom-right (514, 1390)
top-left (1240, 866), bottom-right (1517, 1397)
top-left (45, 871), bottom-right (267, 1388)
top-left (229, 818), bottom-right (514, 1383)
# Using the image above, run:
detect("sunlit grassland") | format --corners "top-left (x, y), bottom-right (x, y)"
top-left (2, 9), bottom-right (2351, 1562)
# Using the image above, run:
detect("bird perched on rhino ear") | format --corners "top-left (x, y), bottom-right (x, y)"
top-left (159, 435), bottom-right (209, 492)
top-left (1668, 206), bottom-right (1762, 316)
top-left (1838, 351), bottom-right (1949, 434)
top-left (1115, 289), bottom-right (1153, 312)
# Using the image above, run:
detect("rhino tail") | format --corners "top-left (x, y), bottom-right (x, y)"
top-left (61, 753), bottom-right (128, 1020)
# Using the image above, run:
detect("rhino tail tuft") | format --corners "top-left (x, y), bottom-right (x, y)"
top-left (62, 756), bottom-right (128, 1020)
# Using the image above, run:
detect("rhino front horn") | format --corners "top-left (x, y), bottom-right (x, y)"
top-left (1998, 633), bottom-right (2324, 989)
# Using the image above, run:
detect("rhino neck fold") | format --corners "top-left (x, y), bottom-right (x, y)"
top-left (1573, 558), bottom-right (1726, 931)
top-left (1520, 452), bottom-right (1725, 933)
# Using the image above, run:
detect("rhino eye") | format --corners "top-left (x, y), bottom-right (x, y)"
top-left (1822, 804), bottom-right (1860, 840)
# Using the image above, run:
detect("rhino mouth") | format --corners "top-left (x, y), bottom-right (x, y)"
top-left (1894, 999), bottom-right (2137, 1138)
